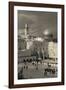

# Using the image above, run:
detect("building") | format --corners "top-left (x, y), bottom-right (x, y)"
top-left (18, 24), bottom-right (57, 63)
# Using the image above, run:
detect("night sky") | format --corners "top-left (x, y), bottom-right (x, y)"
top-left (18, 10), bottom-right (57, 39)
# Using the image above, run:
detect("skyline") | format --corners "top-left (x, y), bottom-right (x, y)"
top-left (18, 10), bottom-right (57, 39)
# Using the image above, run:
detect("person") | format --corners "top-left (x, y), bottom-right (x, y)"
top-left (47, 63), bottom-right (51, 68)
top-left (26, 66), bottom-right (28, 69)
top-left (18, 67), bottom-right (23, 79)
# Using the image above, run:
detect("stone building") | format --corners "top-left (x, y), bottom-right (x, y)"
top-left (18, 24), bottom-right (57, 63)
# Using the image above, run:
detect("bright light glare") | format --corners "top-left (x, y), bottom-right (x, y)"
top-left (43, 29), bottom-right (49, 35)
top-left (35, 37), bottom-right (44, 42)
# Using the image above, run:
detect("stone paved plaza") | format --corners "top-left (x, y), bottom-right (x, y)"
top-left (18, 59), bottom-right (57, 79)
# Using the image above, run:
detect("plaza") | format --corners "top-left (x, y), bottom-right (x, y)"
top-left (18, 59), bottom-right (57, 79)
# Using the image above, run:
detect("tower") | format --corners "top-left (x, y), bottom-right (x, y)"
top-left (24, 24), bottom-right (28, 38)
top-left (24, 24), bottom-right (33, 49)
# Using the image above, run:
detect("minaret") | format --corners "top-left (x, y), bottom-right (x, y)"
top-left (24, 24), bottom-right (33, 50)
top-left (24, 24), bottom-right (28, 38)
